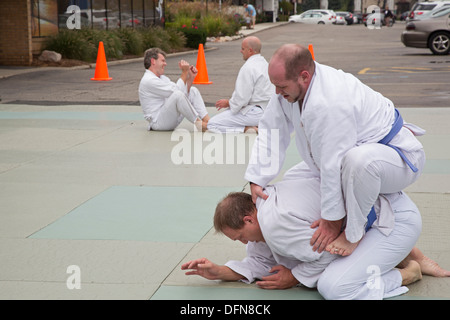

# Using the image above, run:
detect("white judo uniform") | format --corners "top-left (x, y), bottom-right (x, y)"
top-left (207, 54), bottom-right (274, 133)
top-left (245, 61), bottom-right (425, 243)
top-left (225, 178), bottom-right (422, 299)
top-left (139, 69), bottom-right (208, 130)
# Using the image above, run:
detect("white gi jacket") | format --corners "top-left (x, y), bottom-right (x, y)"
top-left (138, 70), bottom-right (188, 122)
top-left (245, 61), bottom-right (424, 222)
top-left (228, 54), bottom-right (274, 115)
top-left (225, 178), bottom-right (337, 288)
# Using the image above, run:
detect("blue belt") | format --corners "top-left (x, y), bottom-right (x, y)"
top-left (365, 108), bottom-right (418, 232)
top-left (378, 109), bottom-right (418, 173)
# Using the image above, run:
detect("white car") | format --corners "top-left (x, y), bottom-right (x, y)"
top-left (408, 1), bottom-right (450, 20)
top-left (335, 12), bottom-right (347, 24)
top-left (308, 9), bottom-right (337, 24)
top-left (289, 12), bottom-right (331, 24)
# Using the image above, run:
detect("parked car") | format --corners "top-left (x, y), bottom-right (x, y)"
top-left (289, 12), bottom-right (331, 24)
top-left (336, 11), bottom-right (354, 25)
top-left (408, 1), bottom-right (450, 21)
top-left (401, 11), bottom-right (410, 21)
top-left (305, 9), bottom-right (337, 24)
top-left (401, 7), bottom-right (450, 55)
top-left (335, 12), bottom-right (347, 24)
top-left (354, 13), bottom-right (363, 24)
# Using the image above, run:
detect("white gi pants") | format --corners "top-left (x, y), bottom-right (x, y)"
top-left (150, 87), bottom-right (208, 131)
top-left (207, 106), bottom-right (263, 133)
top-left (341, 143), bottom-right (425, 243)
top-left (317, 192), bottom-right (422, 300)
top-left (283, 142), bottom-right (425, 244)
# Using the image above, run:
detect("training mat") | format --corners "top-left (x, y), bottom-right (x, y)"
top-left (151, 285), bottom-right (324, 300)
top-left (30, 186), bottom-right (237, 242)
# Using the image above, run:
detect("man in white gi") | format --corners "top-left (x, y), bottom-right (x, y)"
top-left (139, 48), bottom-right (210, 131)
top-left (182, 178), bottom-right (449, 299)
top-left (206, 36), bottom-right (274, 133)
top-left (245, 44), bottom-right (426, 256)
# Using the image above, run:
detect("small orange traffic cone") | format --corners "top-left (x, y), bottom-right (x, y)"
top-left (308, 44), bottom-right (315, 61)
top-left (193, 44), bottom-right (212, 85)
top-left (91, 41), bottom-right (112, 81)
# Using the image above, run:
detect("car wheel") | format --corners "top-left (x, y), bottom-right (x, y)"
top-left (428, 32), bottom-right (450, 55)
top-left (318, 21), bottom-right (325, 24)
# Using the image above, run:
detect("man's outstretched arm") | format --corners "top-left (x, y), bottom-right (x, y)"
top-left (182, 258), bottom-right (245, 282)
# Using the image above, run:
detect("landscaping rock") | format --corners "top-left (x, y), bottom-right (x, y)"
top-left (39, 50), bottom-right (62, 63)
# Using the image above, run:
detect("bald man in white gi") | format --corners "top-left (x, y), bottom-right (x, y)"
top-left (139, 48), bottom-right (210, 131)
top-left (245, 44), bottom-right (426, 256)
top-left (182, 178), bottom-right (449, 299)
top-left (206, 36), bottom-right (274, 133)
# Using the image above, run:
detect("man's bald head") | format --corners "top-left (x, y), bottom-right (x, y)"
top-left (270, 44), bottom-right (315, 80)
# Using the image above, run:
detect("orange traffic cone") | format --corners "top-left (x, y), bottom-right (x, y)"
top-left (91, 41), bottom-right (112, 81)
top-left (308, 44), bottom-right (315, 61)
top-left (193, 44), bottom-right (212, 84)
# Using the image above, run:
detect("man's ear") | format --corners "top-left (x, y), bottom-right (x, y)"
top-left (243, 210), bottom-right (258, 224)
top-left (243, 215), bottom-right (254, 224)
top-left (300, 70), bottom-right (311, 82)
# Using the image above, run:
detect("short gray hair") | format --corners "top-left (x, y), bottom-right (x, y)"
top-left (144, 48), bottom-right (166, 69)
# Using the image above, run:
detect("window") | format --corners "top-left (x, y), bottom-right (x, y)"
top-left (32, 0), bottom-right (59, 37)
top-left (34, 0), bottom-right (163, 35)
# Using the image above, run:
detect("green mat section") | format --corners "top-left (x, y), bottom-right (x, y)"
top-left (30, 186), bottom-right (236, 242)
top-left (0, 111), bottom-right (141, 121)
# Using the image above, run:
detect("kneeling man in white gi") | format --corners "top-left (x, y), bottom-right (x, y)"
top-left (139, 48), bottom-right (210, 131)
top-left (207, 36), bottom-right (274, 133)
top-left (247, 44), bottom-right (426, 256)
top-left (182, 178), bottom-right (449, 299)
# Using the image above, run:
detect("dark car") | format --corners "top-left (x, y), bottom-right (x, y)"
top-left (401, 8), bottom-right (450, 55)
top-left (336, 11), bottom-right (354, 25)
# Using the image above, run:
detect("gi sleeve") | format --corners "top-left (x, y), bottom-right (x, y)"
top-left (145, 75), bottom-right (179, 98)
top-left (244, 94), bottom-right (294, 187)
top-left (306, 99), bottom-right (357, 221)
top-left (225, 242), bottom-right (276, 284)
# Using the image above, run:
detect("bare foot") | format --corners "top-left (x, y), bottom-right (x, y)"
top-left (399, 260), bottom-right (422, 285)
top-left (194, 119), bottom-right (208, 132)
top-left (244, 126), bottom-right (258, 134)
top-left (326, 232), bottom-right (360, 256)
top-left (401, 247), bottom-right (450, 277)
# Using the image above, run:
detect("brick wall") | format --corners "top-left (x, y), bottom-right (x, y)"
top-left (0, 0), bottom-right (33, 66)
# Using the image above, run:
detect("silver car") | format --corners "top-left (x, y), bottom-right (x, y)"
top-left (401, 7), bottom-right (450, 55)
top-left (408, 1), bottom-right (450, 21)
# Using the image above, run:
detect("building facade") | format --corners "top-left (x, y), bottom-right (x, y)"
top-left (0, 0), bottom-right (164, 66)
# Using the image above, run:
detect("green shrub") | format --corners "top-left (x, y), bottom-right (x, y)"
top-left (114, 28), bottom-right (144, 56)
top-left (180, 25), bottom-right (207, 48)
top-left (166, 2), bottom-right (241, 39)
top-left (140, 26), bottom-right (171, 52)
top-left (44, 29), bottom-right (96, 61)
top-left (77, 28), bottom-right (123, 59)
top-left (165, 28), bottom-right (187, 51)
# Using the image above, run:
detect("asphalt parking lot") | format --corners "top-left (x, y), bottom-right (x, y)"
top-left (0, 21), bottom-right (449, 302)
top-left (1, 22), bottom-right (449, 108)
